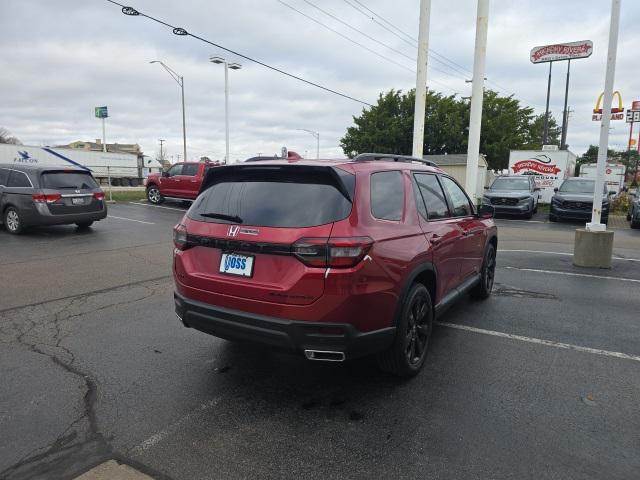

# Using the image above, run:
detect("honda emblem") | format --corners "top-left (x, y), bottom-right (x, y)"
top-left (227, 225), bottom-right (240, 237)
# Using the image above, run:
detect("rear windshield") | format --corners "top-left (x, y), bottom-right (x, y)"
top-left (41, 171), bottom-right (98, 190)
top-left (189, 166), bottom-right (354, 228)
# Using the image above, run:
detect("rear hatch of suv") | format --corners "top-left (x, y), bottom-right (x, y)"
top-left (36, 170), bottom-right (104, 214)
top-left (176, 163), bottom-right (356, 306)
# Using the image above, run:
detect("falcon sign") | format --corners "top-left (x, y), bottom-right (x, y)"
top-left (530, 40), bottom-right (593, 63)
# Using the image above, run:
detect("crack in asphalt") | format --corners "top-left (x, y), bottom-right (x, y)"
top-left (0, 278), bottom-right (171, 480)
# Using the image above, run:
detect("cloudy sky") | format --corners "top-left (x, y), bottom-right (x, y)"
top-left (1, 0), bottom-right (638, 162)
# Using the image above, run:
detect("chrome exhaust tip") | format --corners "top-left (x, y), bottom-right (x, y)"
top-left (304, 350), bottom-right (346, 362)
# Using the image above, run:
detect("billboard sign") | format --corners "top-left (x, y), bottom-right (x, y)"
top-left (530, 40), bottom-right (593, 64)
top-left (592, 91), bottom-right (624, 121)
top-left (95, 106), bottom-right (108, 118)
top-left (626, 110), bottom-right (640, 123)
top-left (509, 150), bottom-right (577, 203)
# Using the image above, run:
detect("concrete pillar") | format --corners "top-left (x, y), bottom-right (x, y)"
top-left (573, 229), bottom-right (615, 269)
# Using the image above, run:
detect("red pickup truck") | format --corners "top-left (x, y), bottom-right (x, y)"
top-left (145, 161), bottom-right (218, 204)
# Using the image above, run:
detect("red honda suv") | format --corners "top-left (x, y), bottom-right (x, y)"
top-left (173, 154), bottom-right (497, 376)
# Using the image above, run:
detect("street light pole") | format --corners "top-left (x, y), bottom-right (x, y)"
top-left (297, 129), bottom-right (320, 158)
top-left (210, 57), bottom-right (242, 164)
top-left (150, 61), bottom-right (187, 162)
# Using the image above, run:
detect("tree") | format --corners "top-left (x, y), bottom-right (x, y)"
top-left (521, 113), bottom-right (561, 149)
top-left (0, 128), bottom-right (21, 144)
top-left (340, 89), bottom-right (559, 171)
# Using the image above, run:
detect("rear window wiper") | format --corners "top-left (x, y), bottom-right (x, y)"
top-left (199, 213), bottom-right (243, 223)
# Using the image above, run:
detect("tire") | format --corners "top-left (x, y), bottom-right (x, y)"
top-left (549, 214), bottom-right (557, 222)
top-left (120, 178), bottom-right (131, 187)
top-left (377, 283), bottom-right (433, 377)
top-left (524, 209), bottom-right (533, 220)
top-left (4, 206), bottom-right (24, 235)
top-left (533, 202), bottom-right (538, 214)
top-left (130, 178), bottom-right (140, 187)
top-left (631, 220), bottom-right (640, 229)
top-left (627, 213), bottom-right (632, 221)
top-left (146, 185), bottom-right (164, 204)
top-left (111, 178), bottom-right (121, 187)
top-left (76, 221), bottom-right (94, 229)
top-left (470, 243), bottom-right (496, 300)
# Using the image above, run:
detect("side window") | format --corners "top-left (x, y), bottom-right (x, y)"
top-left (182, 163), bottom-right (199, 176)
top-left (370, 171), bottom-right (404, 221)
top-left (7, 170), bottom-right (31, 188)
top-left (440, 176), bottom-right (472, 217)
top-left (414, 173), bottom-right (450, 220)
top-left (0, 168), bottom-right (9, 186)
top-left (166, 164), bottom-right (183, 177)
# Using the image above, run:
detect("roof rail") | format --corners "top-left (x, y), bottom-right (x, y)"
top-left (352, 153), bottom-right (438, 167)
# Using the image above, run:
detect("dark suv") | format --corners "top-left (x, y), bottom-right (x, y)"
top-left (550, 178), bottom-right (609, 224)
top-left (173, 154), bottom-right (497, 377)
top-left (0, 164), bottom-right (107, 234)
top-left (482, 175), bottom-right (540, 219)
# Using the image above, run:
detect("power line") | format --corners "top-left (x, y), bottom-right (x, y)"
top-left (278, 0), bottom-right (460, 94)
top-left (278, 0), bottom-right (414, 74)
top-left (102, 0), bottom-right (373, 106)
top-left (343, 0), bottom-right (545, 109)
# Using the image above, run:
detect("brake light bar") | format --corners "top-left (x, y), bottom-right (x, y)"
top-left (173, 223), bottom-right (190, 250)
top-left (32, 193), bottom-right (62, 203)
top-left (292, 237), bottom-right (373, 268)
top-left (93, 191), bottom-right (105, 201)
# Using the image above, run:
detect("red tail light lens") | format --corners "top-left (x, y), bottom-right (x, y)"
top-left (293, 237), bottom-right (373, 268)
top-left (32, 193), bottom-right (62, 203)
top-left (173, 223), bottom-right (189, 250)
top-left (93, 191), bottom-right (105, 201)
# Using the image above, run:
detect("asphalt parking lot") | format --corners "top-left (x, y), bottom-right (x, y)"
top-left (1, 201), bottom-right (639, 480)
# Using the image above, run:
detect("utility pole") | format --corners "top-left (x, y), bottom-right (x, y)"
top-left (297, 129), bottom-right (320, 158)
top-left (411, 0), bottom-right (431, 158)
top-left (158, 139), bottom-right (165, 165)
top-left (465, 0), bottom-right (490, 203)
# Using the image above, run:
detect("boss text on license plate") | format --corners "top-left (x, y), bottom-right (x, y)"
top-left (219, 253), bottom-right (254, 277)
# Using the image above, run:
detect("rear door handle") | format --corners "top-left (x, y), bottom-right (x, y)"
top-left (431, 235), bottom-right (442, 245)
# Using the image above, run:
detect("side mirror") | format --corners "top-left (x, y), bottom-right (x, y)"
top-left (553, 187), bottom-right (559, 192)
top-left (162, 171), bottom-right (169, 177)
top-left (609, 191), bottom-right (616, 196)
top-left (534, 187), bottom-right (541, 191)
top-left (483, 185), bottom-right (489, 190)
top-left (477, 204), bottom-right (494, 219)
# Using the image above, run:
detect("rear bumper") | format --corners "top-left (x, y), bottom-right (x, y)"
top-left (24, 203), bottom-right (107, 226)
top-left (174, 292), bottom-right (396, 359)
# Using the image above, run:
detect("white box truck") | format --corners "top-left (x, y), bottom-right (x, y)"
top-left (0, 144), bottom-right (162, 186)
top-left (508, 150), bottom-right (577, 203)
top-left (579, 163), bottom-right (626, 193)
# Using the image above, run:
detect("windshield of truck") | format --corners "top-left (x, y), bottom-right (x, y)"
top-left (41, 171), bottom-right (98, 190)
top-left (490, 177), bottom-right (530, 190)
top-left (559, 180), bottom-right (597, 193)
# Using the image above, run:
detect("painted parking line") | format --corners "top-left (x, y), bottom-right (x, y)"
top-left (108, 215), bottom-right (155, 225)
top-left (129, 201), bottom-right (186, 212)
top-left (499, 249), bottom-right (640, 262)
top-left (436, 321), bottom-right (640, 363)
top-left (502, 265), bottom-right (640, 283)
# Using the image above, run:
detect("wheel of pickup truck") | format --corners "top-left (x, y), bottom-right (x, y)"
top-left (146, 185), bottom-right (164, 204)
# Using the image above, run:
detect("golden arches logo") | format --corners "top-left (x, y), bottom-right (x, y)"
top-left (593, 91), bottom-right (624, 114)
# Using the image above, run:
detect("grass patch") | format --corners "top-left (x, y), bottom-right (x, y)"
top-left (106, 191), bottom-right (147, 202)
top-left (537, 203), bottom-right (550, 213)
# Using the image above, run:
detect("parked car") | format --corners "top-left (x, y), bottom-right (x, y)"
top-left (172, 154), bottom-right (498, 377)
top-left (0, 164), bottom-right (106, 234)
top-left (481, 175), bottom-right (540, 219)
top-left (549, 178), bottom-right (610, 224)
top-left (627, 192), bottom-right (640, 229)
top-left (145, 161), bottom-right (219, 204)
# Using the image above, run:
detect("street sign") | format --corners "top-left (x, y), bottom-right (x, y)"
top-left (626, 110), bottom-right (640, 123)
top-left (530, 40), bottom-right (593, 64)
top-left (95, 106), bottom-right (108, 118)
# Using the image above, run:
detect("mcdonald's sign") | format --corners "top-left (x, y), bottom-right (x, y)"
top-left (592, 91), bottom-right (625, 121)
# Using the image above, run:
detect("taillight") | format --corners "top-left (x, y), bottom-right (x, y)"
top-left (293, 237), bottom-right (373, 268)
top-left (32, 193), bottom-right (62, 203)
top-left (93, 191), bottom-right (105, 201)
top-left (173, 223), bottom-right (189, 250)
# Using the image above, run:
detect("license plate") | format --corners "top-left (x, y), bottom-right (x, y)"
top-left (71, 197), bottom-right (84, 205)
top-left (219, 253), bottom-right (254, 277)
